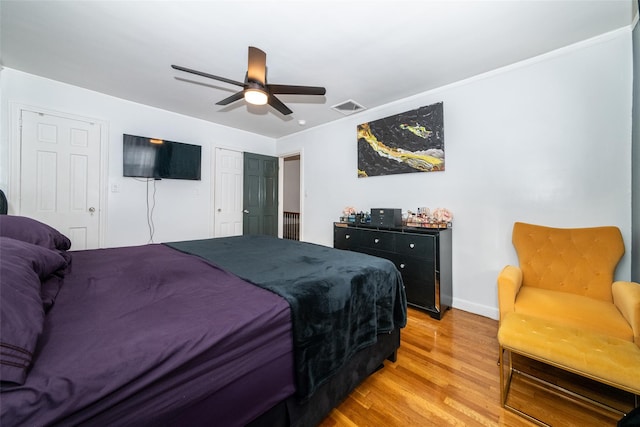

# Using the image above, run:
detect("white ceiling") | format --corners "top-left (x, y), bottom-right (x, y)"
top-left (1, 1), bottom-right (636, 139)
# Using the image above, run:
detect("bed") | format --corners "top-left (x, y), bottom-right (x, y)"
top-left (0, 215), bottom-right (407, 426)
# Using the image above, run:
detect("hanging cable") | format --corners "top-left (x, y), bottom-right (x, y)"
top-left (145, 178), bottom-right (157, 243)
top-left (133, 177), bottom-right (157, 243)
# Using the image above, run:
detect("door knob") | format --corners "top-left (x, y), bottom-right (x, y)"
top-left (88, 207), bottom-right (95, 213)
top-left (243, 209), bottom-right (249, 214)
top-left (217, 208), bottom-right (222, 212)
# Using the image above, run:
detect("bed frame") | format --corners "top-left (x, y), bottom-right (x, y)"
top-left (251, 329), bottom-right (400, 427)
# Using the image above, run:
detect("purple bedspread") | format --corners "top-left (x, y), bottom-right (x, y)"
top-left (1, 244), bottom-right (295, 427)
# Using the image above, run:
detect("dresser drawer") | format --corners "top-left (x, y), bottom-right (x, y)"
top-left (357, 229), bottom-right (395, 252)
top-left (393, 256), bottom-right (434, 279)
top-left (395, 233), bottom-right (435, 260)
top-left (403, 274), bottom-right (436, 311)
top-left (334, 226), bottom-right (356, 250)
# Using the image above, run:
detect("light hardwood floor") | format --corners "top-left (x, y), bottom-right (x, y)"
top-left (318, 308), bottom-right (635, 427)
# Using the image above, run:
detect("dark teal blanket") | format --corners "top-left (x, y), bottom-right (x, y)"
top-left (165, 235), bottom-right (407, 400)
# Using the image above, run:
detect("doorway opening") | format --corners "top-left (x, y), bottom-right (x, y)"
top-left (282, 154), bottom-right (300, 240)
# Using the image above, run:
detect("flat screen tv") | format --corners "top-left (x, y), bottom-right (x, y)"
top-left (123, 134), bottom-right (201, 180)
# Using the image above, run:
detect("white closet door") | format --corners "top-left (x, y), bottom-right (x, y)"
top-left (214, 148), bottom-right (243, 237)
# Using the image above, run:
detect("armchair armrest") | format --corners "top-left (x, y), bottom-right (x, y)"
top-left (612, 281), bottom-right (640, 347)
top-left (497, 265), bottom-right (523, 323)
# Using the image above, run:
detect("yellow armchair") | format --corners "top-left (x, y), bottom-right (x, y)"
top-left (497, 222), bottom-right (639, 344)
top-left (497, 222), bottom-right (640, 422)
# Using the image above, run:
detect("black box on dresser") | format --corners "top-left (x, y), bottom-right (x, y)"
top-left (369, 208), bottom-right (402, 227)
top-left (334, 222), bottom-right (452, 320)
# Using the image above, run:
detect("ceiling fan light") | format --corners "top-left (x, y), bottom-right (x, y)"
top-left (244, 88), bottom-right (268, 106)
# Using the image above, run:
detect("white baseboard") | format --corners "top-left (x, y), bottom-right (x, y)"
top-left (451, 298), bottom-right (499, 320)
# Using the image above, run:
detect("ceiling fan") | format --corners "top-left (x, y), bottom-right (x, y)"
top-left (171, 46), bottom-right (326, 116)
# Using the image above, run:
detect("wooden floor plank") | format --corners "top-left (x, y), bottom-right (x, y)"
top-left (318, 308), bottom-right (635, 427)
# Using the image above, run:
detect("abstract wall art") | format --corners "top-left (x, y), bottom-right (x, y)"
top-left (357, 102), bottom-right (444, 178)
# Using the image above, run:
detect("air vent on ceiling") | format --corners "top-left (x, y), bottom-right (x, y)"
top-left (331, 99), bottom-right (366, 116)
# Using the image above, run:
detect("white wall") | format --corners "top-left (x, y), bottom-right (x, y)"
top-left (0, 69), bottom-right (276, 247)
top-left (277, 29), bottom-right (634, 319)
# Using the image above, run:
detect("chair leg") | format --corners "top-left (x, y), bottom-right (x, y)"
top-left (500, 347), bottom-right (552, 426)
top-left (499, 346), bottom-right (505, 406)
top-left (500, 346), bottom-right (517, 409)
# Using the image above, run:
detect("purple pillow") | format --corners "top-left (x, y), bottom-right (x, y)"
top-left (0, 237), bottom-right (68, 385)
top-left (41, 274), bottom-right (64, 313)
top-left (0, 215), bottom-right (71, 251)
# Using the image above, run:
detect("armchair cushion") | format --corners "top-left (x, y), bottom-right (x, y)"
top-left (514, 287), bottom-right (634, 341)
top-left (512, 222), bottom-right (624, 302)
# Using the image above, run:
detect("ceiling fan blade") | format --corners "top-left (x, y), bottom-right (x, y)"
top-left (268, 84), bottom-right (326, 96)
top-left (247, 46), bottom-right (266, 85)
top-left (171, 64), bottom-right (244, 87)
top-left (216, 91), bottom-right (245, 106)
top-left (268, 95), bottom-right (293, 115)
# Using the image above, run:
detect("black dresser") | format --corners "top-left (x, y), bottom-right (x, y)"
top-left (334, 222), bottom-right (452, 319)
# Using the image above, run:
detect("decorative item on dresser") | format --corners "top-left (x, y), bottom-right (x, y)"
top-left (334, 221), bottom-right (452, 319)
